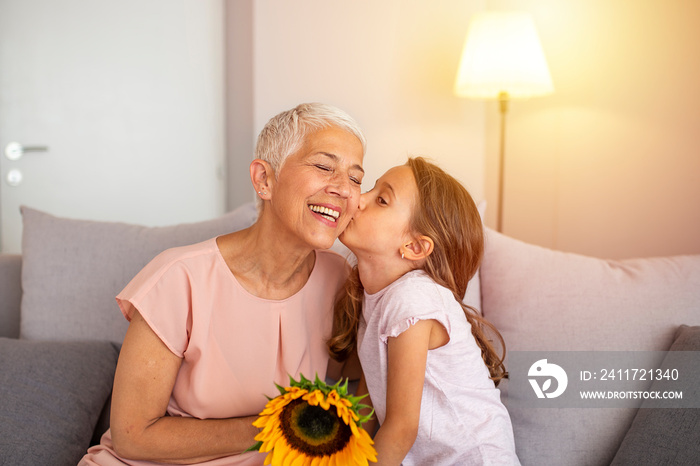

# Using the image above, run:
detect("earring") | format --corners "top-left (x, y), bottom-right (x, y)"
top-left (401, 252), bottom-right (405, 259)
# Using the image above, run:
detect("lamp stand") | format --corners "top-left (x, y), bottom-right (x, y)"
top-left (496, 91), bottom-right (509, 233)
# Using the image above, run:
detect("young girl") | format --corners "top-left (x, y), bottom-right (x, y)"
top-left (329, 157), bottom-right (519, 465)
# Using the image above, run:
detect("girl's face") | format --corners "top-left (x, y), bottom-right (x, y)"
top-left (340, 165), bottom-right (418, 259)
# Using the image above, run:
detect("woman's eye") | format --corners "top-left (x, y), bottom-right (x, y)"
top-left (377, 196), bottom-right (387, 206)
top-left (315, 164), bottom-right (331, 172)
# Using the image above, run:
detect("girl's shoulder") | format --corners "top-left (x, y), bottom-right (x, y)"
top-left (378, 270), bottom-right (457, 315)
top-left (372, 271), bottom-right (466, 342)
top-left (385, 270), bottom-right (447, 299)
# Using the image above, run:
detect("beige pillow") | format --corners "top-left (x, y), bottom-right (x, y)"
top-left (480, 229), bottom-right (700, 466)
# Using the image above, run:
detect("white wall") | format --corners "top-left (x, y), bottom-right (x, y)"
top-left (249, 0), bottom-right (486, 203)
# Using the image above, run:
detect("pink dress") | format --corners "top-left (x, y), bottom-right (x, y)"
top-left (81, 238), bottom-right (348, 466)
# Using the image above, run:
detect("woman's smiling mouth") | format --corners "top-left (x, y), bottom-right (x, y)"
top-left (308, 204), bottom-right (340, 223)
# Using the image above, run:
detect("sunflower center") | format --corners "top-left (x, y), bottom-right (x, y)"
top-left (280, 397), bottom-right (352, 457)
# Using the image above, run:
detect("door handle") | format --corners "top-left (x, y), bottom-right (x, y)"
top-left (4, 142), bottom-right (49, 161)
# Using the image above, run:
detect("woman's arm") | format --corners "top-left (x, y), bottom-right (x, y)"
top-left (110, 310), bottom-right (260, 464)
top-left (371, 319), bottom-right (440, 465)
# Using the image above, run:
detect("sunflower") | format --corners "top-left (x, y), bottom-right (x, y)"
top-left (249, 374), bottom-right (377, 465)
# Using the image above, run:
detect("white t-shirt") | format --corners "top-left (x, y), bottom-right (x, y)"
top-left (358, 270), bottom-right (520, 465)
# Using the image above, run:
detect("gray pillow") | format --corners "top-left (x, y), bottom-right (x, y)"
top-left (611, 325), bottom-right (700, 465)
top-left (0, 338), bottom-right (120, 466)
top-left (20, 203), bottom-right (258, 343)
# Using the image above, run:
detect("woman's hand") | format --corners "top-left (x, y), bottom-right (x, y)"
top-left (110, 310), bottom-right (260, 464)
top-left (371, 319), bottom-right (446, 465)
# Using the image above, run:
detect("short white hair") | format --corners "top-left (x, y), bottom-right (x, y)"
top-left (255, 102), bottom-right (367, 176)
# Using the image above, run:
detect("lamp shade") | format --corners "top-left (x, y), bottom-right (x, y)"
top-left (454, 11), bottom-right (554, 99)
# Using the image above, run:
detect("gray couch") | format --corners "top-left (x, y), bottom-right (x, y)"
top-left (0, 204), bottom-right (698, 465)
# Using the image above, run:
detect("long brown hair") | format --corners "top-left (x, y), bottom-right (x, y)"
top-left (328, 157), bottom-right (507, 385)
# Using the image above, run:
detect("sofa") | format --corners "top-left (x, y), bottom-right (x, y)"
top-left (0, 203), bottom-right (698, 465)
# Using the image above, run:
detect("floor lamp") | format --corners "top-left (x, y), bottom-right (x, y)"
top-left (454, 11), bottom-right (554, 232)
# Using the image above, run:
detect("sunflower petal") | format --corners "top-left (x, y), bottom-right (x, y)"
top-left (263, 453), bottom-right (273, 465)
top-left (281, 448), bottom-right (298, 466)
top-left (335, 446), bottom-right (349, 465)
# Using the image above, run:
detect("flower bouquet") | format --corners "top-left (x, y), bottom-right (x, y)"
top-left (249, 374), bottom-right (377, 465)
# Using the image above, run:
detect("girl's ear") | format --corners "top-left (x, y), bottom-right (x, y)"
top-left (250, 159), bottom-right (274, 199)
top-left (401, 235), bottom-right (434, 261)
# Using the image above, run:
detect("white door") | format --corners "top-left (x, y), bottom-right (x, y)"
top-left (0, 0), bottom-right (225, 253)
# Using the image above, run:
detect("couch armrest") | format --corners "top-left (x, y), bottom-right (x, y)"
top-left (0, 254), bottom-right (22, 338)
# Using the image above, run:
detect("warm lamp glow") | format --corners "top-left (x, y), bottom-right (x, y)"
top-left (454, 11), bottom-right (554, 99)
top-left (454, 11), bottom-right (554, 233)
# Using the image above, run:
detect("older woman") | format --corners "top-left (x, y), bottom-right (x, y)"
top-left (80, 103), bottom-right (366, 465)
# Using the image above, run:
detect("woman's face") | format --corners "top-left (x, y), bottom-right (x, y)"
top-left (270, 126), bottom-right (365, 250)
top-left (340, 165), bottom-right (418, 260)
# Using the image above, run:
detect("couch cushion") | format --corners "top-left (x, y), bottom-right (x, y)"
top-left (20, 204), bottom-right (258, 343)
top-left (610, 325), bottom-right (700, 465)
top-left (0, 338), bottom-right (120, 466)
top-left (480, 229), bottom-right (700, 466)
